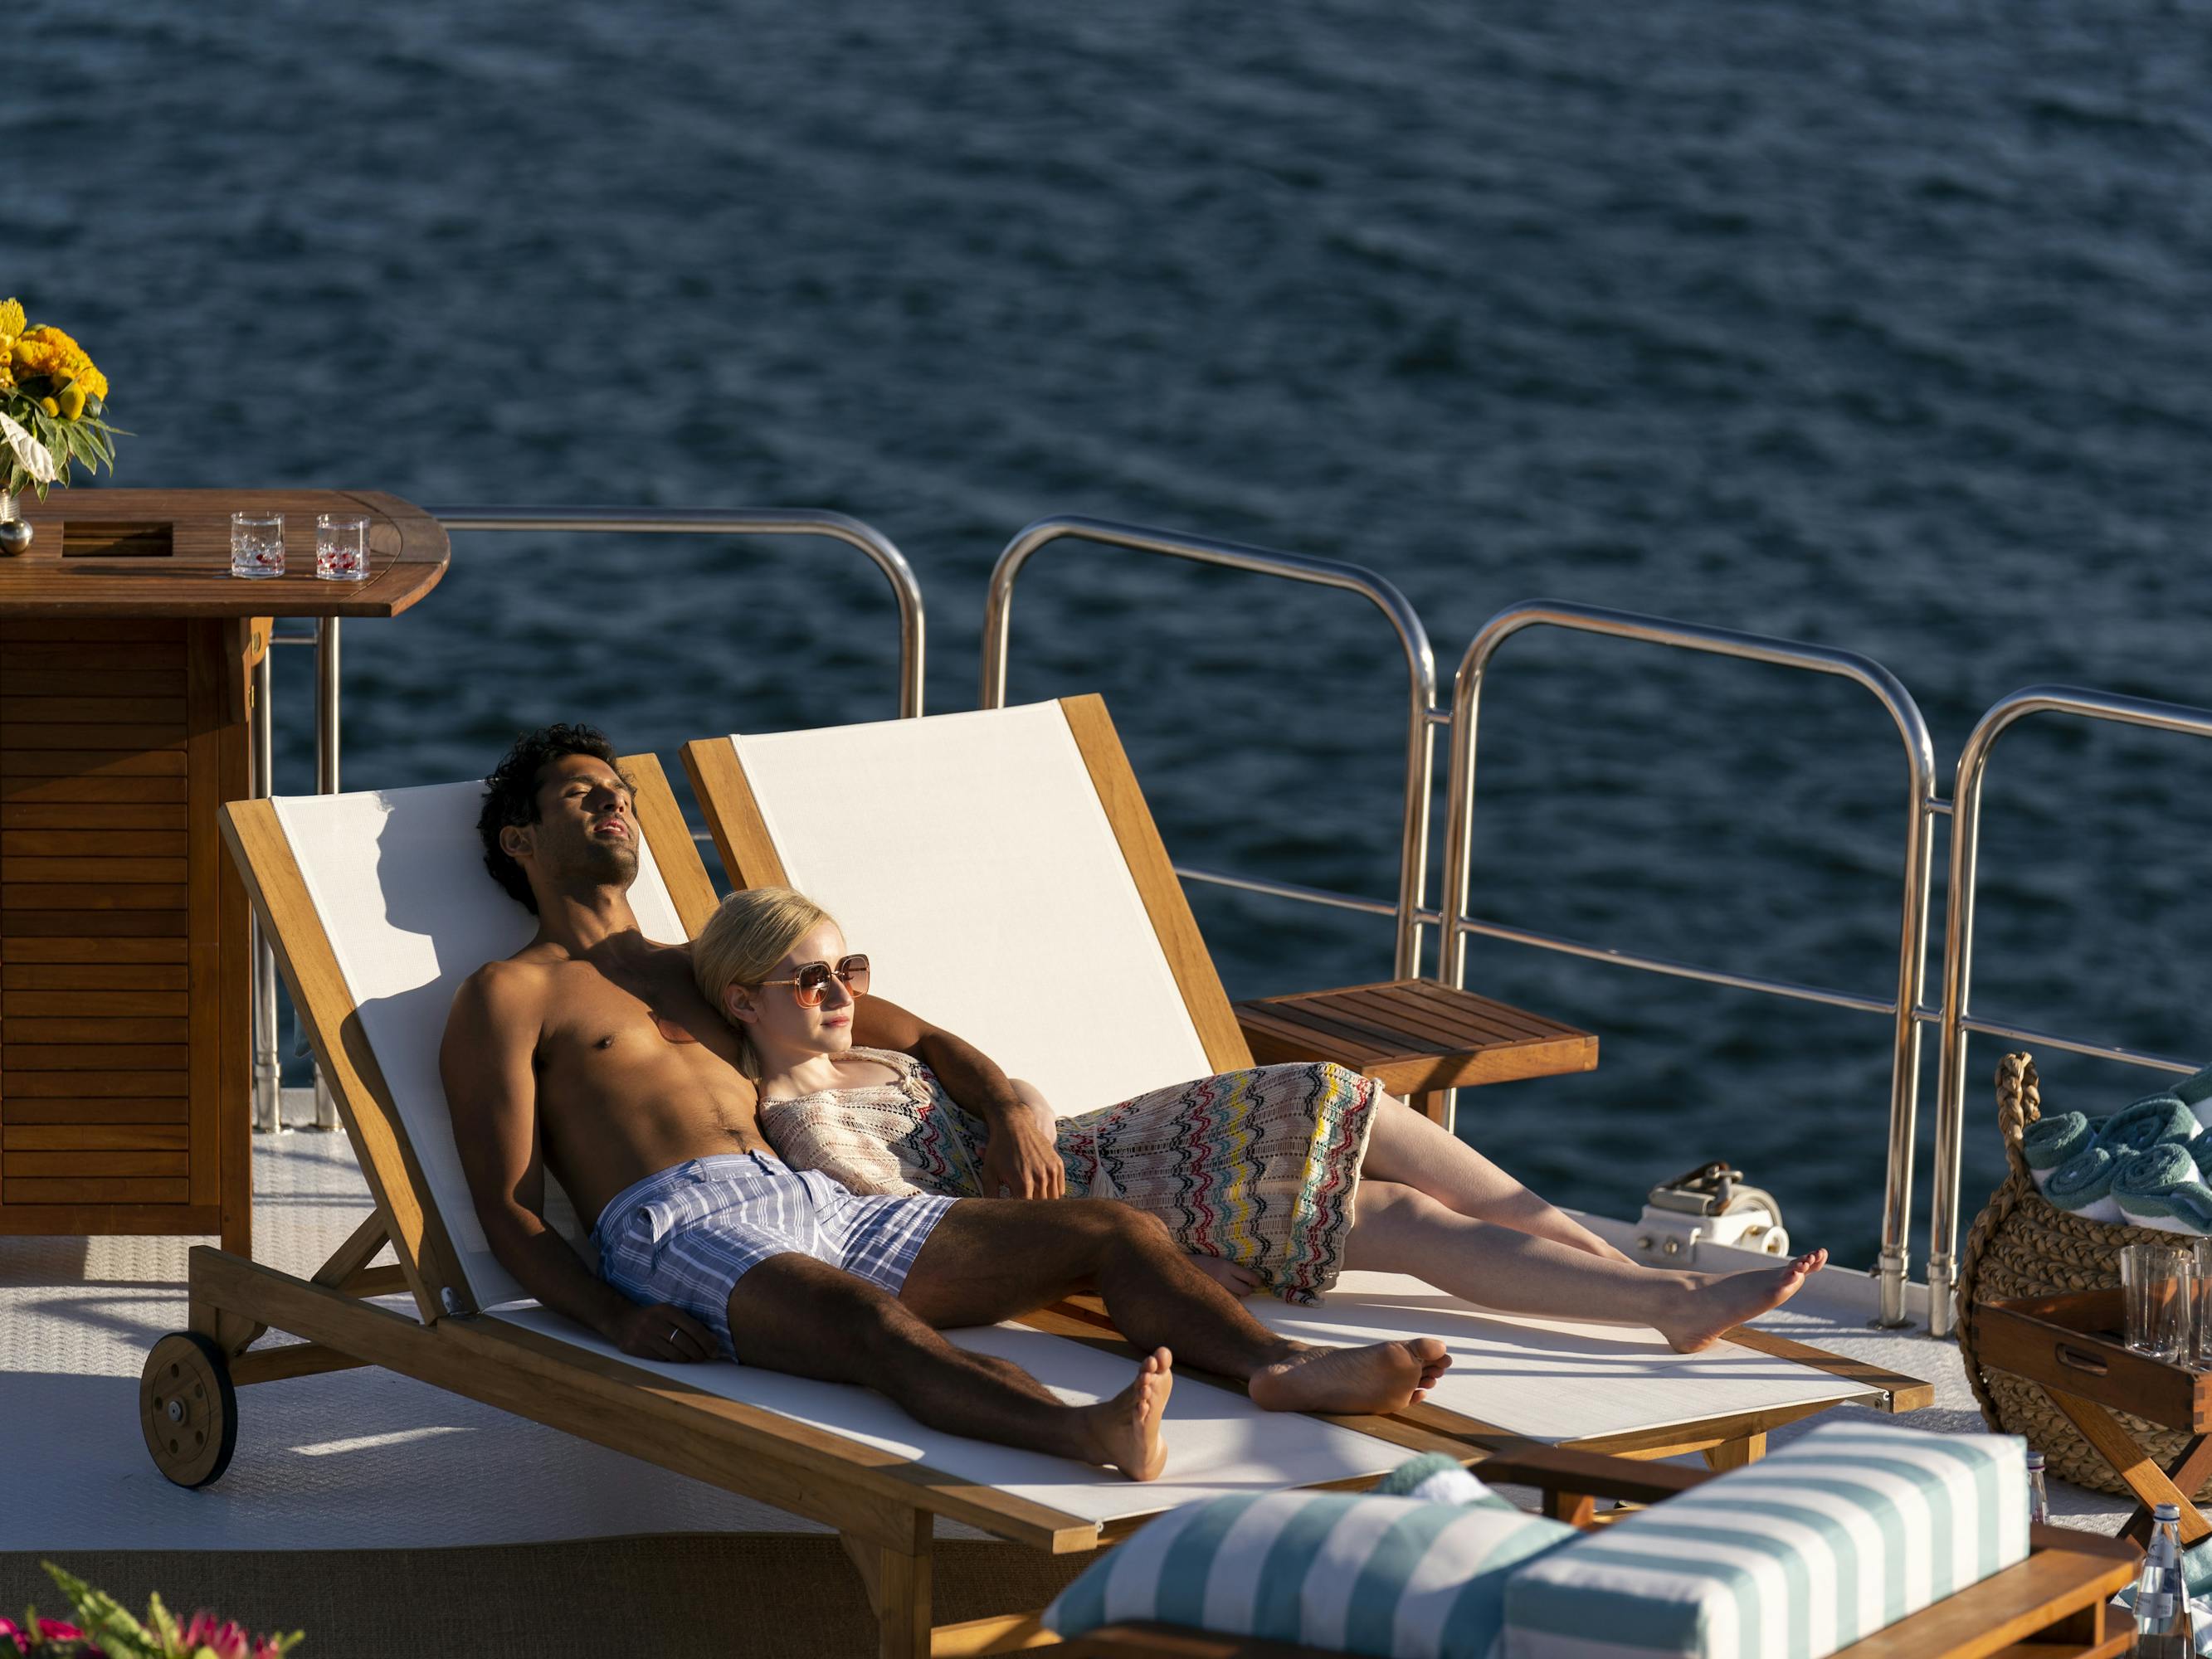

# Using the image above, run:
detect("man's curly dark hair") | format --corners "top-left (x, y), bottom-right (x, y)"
top-left (478, 723), bottom-right (624, 914)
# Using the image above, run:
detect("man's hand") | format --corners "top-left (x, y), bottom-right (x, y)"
top-left (978, 1111), bottom-right (1066, 1199)
top-left (606, 1301), bottom-right (718, 1364)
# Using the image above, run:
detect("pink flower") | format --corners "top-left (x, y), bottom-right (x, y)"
top-left (180, 1613), bottom-right (252, 1659)
top-left (0, 1619), bottom-right (98, 1654)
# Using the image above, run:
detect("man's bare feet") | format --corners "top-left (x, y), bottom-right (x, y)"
top-left (1079, 1346), bottom-right (1174, 1480)
top-left (1248, 1338), bottom-right (1451, 1415)
top-left (1659, 1248), bottom-right (1829, 1354)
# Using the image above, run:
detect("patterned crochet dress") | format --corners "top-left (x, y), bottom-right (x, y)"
top-left (757, 1047), bottom-right (1381, 1303)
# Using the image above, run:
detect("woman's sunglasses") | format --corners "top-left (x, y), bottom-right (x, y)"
top-left (759, 954), bottom-right (871, 1008)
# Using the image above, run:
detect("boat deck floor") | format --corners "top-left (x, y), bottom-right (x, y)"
top-left (0, 1097), bottom-right (2137, 1649)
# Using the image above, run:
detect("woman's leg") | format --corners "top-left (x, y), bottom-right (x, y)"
top-left (1359, 1089), bottom-right (1638, 1263)
top-left (1342, 1180), bottom-right (1824, 1353)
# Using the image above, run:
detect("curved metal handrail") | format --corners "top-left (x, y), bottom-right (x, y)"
top-left (1440, 601), bottom-right (1941, 1326)
top-left (980, 514), bottom-right (1440, 977)
top-left (1926, 684), bottom-right (2212, 1336)
top-left (429, 508), bottom-right (926, 718)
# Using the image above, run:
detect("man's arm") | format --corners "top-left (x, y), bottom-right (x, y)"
top-left (440, 964), bottom-right (717, 1360)
top-left (853, 996), bottom-right (1065, 1199)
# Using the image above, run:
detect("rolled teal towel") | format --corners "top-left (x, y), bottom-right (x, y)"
top-left (2096, 1093), bottom-right (2195, 1157)
top-left (2022, 1112), bottom-right (2094, 1188)
top-left (2176, 1063), bottom-right (2212, 1112)
top-left (2189, 1127), bottom-right (2212, 1180)
top-left (2112, 1144), bottom-right (2212, 1233)
top-left (1374, 1451), bottom-right (1513, 1509)
top-left (2045, 1145), bottom-right (2123, 1223)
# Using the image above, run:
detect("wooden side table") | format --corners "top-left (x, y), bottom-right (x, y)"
top-left (2, 489), bottom-right (447, 1253)
top-left (1976, 1285), bottom-right (2212, 1550)
top-left (1230, 978), bottom-right (1596, 1124)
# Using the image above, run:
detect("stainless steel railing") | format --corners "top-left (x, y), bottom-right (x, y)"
top-left (1438, 601), bottom-right (1942, 1327)
top-left (243, 502), bottom-right (2212, 1340)
top-left (1924, 685), bottom-right (2212, 1336)
top-left (980, 514), bottom-right (1442, 979)
top-left (249, 507), bottom-right (927, 1132)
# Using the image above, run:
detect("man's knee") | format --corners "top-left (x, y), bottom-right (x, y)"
top-left (1066, 1197), bottom-right (1174, 1254)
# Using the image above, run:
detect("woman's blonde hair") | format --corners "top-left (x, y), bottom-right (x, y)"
top-left (692, 885), bottom-right (837, 1078)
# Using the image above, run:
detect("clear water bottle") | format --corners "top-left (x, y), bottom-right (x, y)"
top-left (2134, 1501), bottom-right (2196, 1656)
top-left (2026, 1450), bottom-right (2050, 1526)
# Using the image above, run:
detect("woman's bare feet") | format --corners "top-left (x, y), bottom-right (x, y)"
top-left (1659, 1249), bottom-right (1828, 1354)
top-left (1080, 1346), bottom-right (1174, 1480)
top-left (1248, 1338), bottom-right (1450, 1414)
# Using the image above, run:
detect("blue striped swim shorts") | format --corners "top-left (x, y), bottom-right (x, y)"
top-left (592, 1151), bottom-right (956, 1359)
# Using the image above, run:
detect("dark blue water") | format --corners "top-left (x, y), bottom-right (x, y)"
top-left (13, 0), bottom-right (2212, 1266)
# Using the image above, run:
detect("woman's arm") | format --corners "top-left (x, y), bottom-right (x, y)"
top-left (852, 996), bottom-right (1066, 1198)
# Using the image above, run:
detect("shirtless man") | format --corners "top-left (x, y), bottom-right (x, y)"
top-left (439, 724), bottom-right (1449, 1481)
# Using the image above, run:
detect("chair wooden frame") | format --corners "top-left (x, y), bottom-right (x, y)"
top-left (935, 1443), bottom-right (2137, 1659)
top-left (196, 754), bottom-right (1474, 1659)
top-left (682, 695), bottom-right (1934, 1472)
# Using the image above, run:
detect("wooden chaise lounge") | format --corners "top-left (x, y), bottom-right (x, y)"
top-left (681, 696), bottom-right (1932, 1473)
top-left (151, 757), bottom-right (1475, 1659)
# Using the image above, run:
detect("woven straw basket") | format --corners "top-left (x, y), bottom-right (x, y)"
top-left (1956, 1051), bottom-right (2210, 1501)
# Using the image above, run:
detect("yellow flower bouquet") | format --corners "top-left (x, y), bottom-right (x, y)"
top-left (0, 296), bottom-right (127, 505)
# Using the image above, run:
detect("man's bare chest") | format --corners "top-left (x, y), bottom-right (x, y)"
top-left (536, 965), bottom-right (747, 1078)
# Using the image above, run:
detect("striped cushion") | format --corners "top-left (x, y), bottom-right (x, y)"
top-left (1045, 1488), bottom-right (1576, 1657)
top-left (1501, 1421), bottom-right (2030, 1658)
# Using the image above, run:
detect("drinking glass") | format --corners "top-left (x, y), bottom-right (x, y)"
top-left (314, 514), bottom-right (370, 581)
top-left (2192, 1239), bottom-right (2212, 1368)
top-left (2121, 1242), bottom-right (2193, 1363)
top-left (229, 511), bottom-right (285, 580)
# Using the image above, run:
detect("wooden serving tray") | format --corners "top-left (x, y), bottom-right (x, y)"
top-left (1976, 1287), bottom-right (2212, 1435)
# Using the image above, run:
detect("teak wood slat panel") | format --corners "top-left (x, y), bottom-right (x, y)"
top-left (7, 1150), bottom-right (190, 1178)
top-left (4, 1123), bottom-right (192, 1151)
top-left (2, 885), bottom-right (188, 911)
top-left (3, 858), bottom-right (190, 884)
top-left (0, 673), bottom-right (187, 700)
top-left (5, 1016), bottom-right (192, 1043)
top-left (1, 831), bottom-right (190, 858)
top-left (0, 774), bottom-right (189, 805)
top-left (4, 1072), bottom-right (190, 1097)
top-left (0, 619), bottom-right (187, 642)
top-left (5, 1175), bottom-right (190, 1204)
top-left (2, 698), bottom-right (187, 724)
top-left (1, 934), bottom-right (189, 961)
top-left (1235, 980), bottom-right (1600, 1095)
top-left (7, 1045), bottom-right (190, 1069)
top-left (0, 805), bottom-right (189, 830)
top-left (4, 991), bottom-right (192, 1018)
top-left (2, 645), bottom-right (186, 672)
top-left (1, 724), bottom-right (191, 751)
top-left (1, 911), bottom-right (192, 937)
top-left (0, 613), bottom-right (251, 1246)
top-left (2, 1097), bottom-right (191, 1123)
top-left (2, 963), bottom-right (192, 990)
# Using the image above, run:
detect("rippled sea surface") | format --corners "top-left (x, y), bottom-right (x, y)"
top-left (13, 1), bottom-right (2212, 1266)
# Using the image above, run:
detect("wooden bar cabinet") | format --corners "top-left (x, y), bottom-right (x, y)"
top-left (0, 489), bottom-right (447, 1253)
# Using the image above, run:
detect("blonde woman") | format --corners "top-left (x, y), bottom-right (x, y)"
top-left (695, 888), bottom-right (1825, 1351)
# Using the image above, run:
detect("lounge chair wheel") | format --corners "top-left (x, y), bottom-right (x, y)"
top-left (140, 1331), bottom-right (239, 1489)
